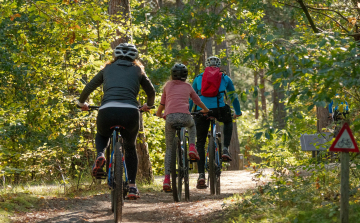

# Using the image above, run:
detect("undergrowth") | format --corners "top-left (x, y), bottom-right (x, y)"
top-left (219, 160), bottom-right (360, 223)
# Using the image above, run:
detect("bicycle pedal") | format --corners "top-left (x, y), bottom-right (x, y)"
top-left (126, 195), bottom-right (140, 200)
top-left (196, 185), bottom-right (208, 189)
top-left (164, 189), bottom-right (172, 193)
top-left (221, 158), bottom-right (232, 162)
top-left (95, 172), bottom-right (107, 179)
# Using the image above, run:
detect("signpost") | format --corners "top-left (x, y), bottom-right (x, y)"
top-left (329, 123), bottom-right (359, 223)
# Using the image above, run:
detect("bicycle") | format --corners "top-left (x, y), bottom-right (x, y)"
top-left (154, 114), bottom-right (192, 202)
top-left (170, 123), bottom-right (193, 202)
top-left (192, 111), bottom-right (223, 195)
top-left (79, 105), bottom-right (153, 222)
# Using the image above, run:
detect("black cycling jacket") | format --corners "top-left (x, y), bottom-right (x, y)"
top-left (79, 59), bottom-right (155, 107)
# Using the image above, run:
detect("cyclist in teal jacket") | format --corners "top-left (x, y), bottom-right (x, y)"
top-left (189, 56), bottom-right (242, 189)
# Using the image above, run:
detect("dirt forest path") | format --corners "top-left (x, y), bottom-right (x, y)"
top-left (13, 170), bottom-right (264, 223)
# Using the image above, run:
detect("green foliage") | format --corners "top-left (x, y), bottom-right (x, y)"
top-left (221, 160), bottom-right (360, 222)
top-left (144, 96), bottom-right (166, 175)
top-left (0, 0), bottom-right (130, 183)
top-left (1, 6), bottom-right (360, 223)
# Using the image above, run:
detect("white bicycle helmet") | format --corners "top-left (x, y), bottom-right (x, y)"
top-left (205, 56), bottom-right (221, 67)
top-left (114, 43), bottom-right (139, 60)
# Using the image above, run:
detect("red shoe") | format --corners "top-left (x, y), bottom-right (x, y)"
top-left (127, 187), bottom-right (140, 200)
top-left (92, 153), bottom-right (106, 178)
top-left (196, 173), bottom-right (207, 189)
top-left (163, 175), bottom-right (171, 192)
top-left (188, 144), bottom-right (200, 161)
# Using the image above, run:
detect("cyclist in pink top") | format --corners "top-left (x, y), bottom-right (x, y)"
top-left (156, 64), bottom-right (209, 191)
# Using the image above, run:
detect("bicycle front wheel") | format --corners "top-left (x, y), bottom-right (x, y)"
top-left (171, 136), bottom-right (183, 202)
top-left (209, 136), bottom-right (216, 195)
top-left (113, 142), bottom-right (123, 223)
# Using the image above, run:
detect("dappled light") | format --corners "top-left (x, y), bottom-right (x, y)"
top-left (1, 0), bottom-right (360, 222)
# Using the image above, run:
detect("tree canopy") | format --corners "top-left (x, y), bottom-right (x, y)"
top-left (0, 0), bottom-right (359, 186)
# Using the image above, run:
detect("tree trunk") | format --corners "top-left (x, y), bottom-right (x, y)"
top-left (316, 106), bottom-right (330, 158)
top-left (108, 0), bottom-right (131, 48)
top-left (316, 106), bottom-right (330, 133)
top-left (190, 38), bottom-right (207, 75)
top-left (260, 69), bottom-right (266, 119)
top-left (273, 87), bottom-right (286, 129)
top-left (176, 0), bottom-right (183, 8)
top-left (205, 37), bottom-right (213, 65)
top-left (135, 114), bottom-right (154, 183)
top-left (254, 71), bottom-right (259, 119)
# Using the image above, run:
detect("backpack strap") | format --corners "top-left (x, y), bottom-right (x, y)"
top-left (193, 74), bottom-right (203, 111)
top-left (196, 74), bottom-right (203, 97)
top-left (216, 73), bottom-right (227, 107)
top-left (216, 73), bottom-right (228, 120)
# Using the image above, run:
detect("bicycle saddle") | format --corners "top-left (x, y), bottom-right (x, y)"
top-left (171, 123), bottom-right (185, 130)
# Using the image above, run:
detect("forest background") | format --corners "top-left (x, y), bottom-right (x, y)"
top-left (1, 0), bottom-right (360, 222)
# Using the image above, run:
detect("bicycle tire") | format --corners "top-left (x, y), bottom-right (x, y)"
top-left (114, 142), bottom-right (123, 222)
top-left (111, 190), bottom-right (115, 212)
top-left (109, 138), bottom-right (115, 213)
top-left (215, 172), bottom-right (220, 195)
top-left (171, 136), bottom-right (182, 202)
top-left (215, 140), bottom-right (221, 195)
top-left (209, 135), bottom-right (216, 195)
top-left (182, 129), bottom-right (190, 201)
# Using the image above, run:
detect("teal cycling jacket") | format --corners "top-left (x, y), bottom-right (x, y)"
top-left (189, 73), bottom-right (242, 115)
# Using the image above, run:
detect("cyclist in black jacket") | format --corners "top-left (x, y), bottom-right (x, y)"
top-left (77, 43), bottom-right (155, 199)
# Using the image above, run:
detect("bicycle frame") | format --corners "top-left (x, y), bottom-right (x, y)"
top-left (180, 127), bottom-right (188, 170)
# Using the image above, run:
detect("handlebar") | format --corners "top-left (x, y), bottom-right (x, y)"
top-left (191, 110), bottom-right (213, 116)
top-left (77, 104), bottom-right (155, 111)
top-left (76, 105), bottom-right (99, 110)
top-left (191, 110), bottom-right (238, 118)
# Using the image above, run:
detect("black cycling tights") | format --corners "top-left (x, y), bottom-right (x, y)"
top-left (96, 107), bottom-right (139, 184)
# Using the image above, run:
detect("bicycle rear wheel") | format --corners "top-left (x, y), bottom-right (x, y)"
top-left (209, 135), bottom-right (216, 195)
top-left (113, 142), bottom-right (123, 222)
top-left (171, 136), bottom-right (183, 202)
top-left (215, 141), bottom-right (221, 195)
top-left (182, 129), bottom-right (190, 201)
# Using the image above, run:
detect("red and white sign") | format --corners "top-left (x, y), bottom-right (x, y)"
top-left (329, 123), bottom-right (359, 152)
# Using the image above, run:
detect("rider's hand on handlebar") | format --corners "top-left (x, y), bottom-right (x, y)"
top-left (233, 112), bottom-right (242, 119)
top-left (156, 112), bottom-right (164, 118)
top-left (78, 102), bottom-right (89, 111)
top-left (140, 103), bottom-right (151, 112)
top-left (199, 108), bottom-right (209, 113)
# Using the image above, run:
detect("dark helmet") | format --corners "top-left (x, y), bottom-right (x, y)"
top-left (171, 64), bottom-right (188, 81)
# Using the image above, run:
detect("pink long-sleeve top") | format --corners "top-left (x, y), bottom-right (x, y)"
top-left (161, 80), bottom-right (202, 117)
